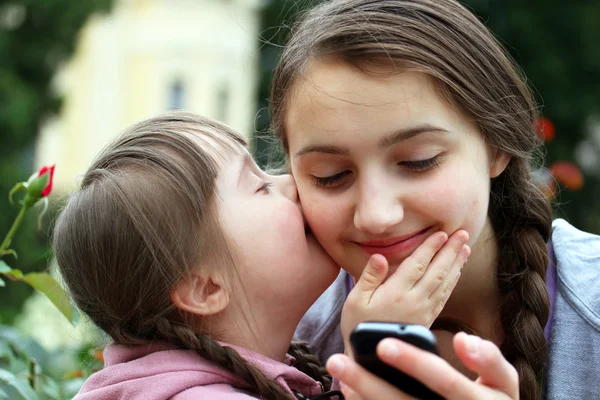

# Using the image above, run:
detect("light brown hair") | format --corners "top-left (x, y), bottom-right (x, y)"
top-left (53, 112), bottom-right (329, 400)
top-left (270, 1), bottom-right (552, 398)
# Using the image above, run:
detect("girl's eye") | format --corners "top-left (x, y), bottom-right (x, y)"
top-left (258, 181), bottom-right (274, 194)
top-left (400, 156), bottom-right (440, 172)
top-left (311, 171), bottom-right (351, 188)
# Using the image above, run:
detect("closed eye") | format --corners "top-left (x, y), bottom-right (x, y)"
top-left (258, 181), bottom-right (274, 194)
top-left (400, 156), bottom-right (440, 172)
top-left (311, 171), bottom-right (351, 188)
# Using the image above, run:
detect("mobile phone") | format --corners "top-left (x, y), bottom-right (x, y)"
top-left (350, 321), bottom-right (444, 400)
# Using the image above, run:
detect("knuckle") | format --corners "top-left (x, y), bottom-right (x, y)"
top-left (434, 272), bottom-right (447, 284)
top-left (412, 259), bottom-right (428, 275)
top-left (363, 271), bottom-right (379, 285)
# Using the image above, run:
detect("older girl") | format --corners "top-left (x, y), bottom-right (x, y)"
top-left (270, 0), bottom-right (600, 399)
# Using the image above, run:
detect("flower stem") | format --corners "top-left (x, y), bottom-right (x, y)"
top-left (0, 204), bottom-right (28, 255)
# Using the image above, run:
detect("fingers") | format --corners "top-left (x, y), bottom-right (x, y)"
top-left (340, 255), bottom-right (389, 352)
top-left (338, 382), bottom-right (362, 400)
top-left (428, 243), bottom-right (470, 301)
top-left (453, 332), bottom-right (519, 399)
top-left (376, 338), bottom-right (489, 400)
top-left (326, 354), bottom-right (417, 400)
top-left (418, 230), bottom-right (469, 295)
top-left (392, 231), bottom-right (448, 289)
top-left (353, 254), bottom-right (389, 302)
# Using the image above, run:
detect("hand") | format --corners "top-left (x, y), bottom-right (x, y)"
top-left (327, 332), bottom-right (519, 400)
top-left (340, 230), bottom-right (470, 349)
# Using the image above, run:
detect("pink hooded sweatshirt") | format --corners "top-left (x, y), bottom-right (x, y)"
top-left (75, 341), bottom-right (325, 399)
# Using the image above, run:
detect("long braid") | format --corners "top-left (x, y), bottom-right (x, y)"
top-left (154, 319), bottom-right (293, 400)
top-left (287, 341), bottom-right (332, 392)
top-left (489, 161), bottom-right (552, 400)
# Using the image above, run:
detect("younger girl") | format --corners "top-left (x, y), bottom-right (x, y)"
top-left (53, 112), bottom-right (472, 399)
top-left (269, 0), bottom-right (600, 399)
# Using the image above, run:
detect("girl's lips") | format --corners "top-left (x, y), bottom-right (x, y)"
top-left (355, 227), bottom-right (433, 258)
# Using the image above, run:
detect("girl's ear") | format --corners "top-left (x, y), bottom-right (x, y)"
top-left (171, 270), bottom-right (229, 317)
top-left (490, 149), bottom-right (511, 178)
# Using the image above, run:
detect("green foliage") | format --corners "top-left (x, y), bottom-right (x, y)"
top-left (463, 0), bottom-right (600, 233)
top-left (0, 326), bottom-right (103, 400)
top-left (0, 1), bottom-right (113, 398)
top-left (0, 0), bottom-right (114, 323)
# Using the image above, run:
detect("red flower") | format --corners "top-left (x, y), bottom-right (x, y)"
top-left (26, 164), bottom-right (55, 201)
top-left (534, 116), bottom-right (555, 142)
top-left (37, 164), bottom-right (55, 197)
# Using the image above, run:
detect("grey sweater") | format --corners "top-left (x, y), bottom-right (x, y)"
top-left (294, 219), bottom-right (600, 399)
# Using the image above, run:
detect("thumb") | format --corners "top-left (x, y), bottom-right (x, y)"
top-left (354, 254), bottom-right (388, 299)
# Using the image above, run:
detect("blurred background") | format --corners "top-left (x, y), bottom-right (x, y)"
top-left (1, 0), bottom-right (599, 397)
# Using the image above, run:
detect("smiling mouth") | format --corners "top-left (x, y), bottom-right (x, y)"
top-left (359, 227), bottom-right (430, 247)
top-left (354, 226), bottom-right (433, 257)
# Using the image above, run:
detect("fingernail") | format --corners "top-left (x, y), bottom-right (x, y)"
top-left (380, 339), bottom-right (401, 359)
top-left (466, 334), bottom-right (481, 358)
top-left (327, 356), bottom-right (345, 375)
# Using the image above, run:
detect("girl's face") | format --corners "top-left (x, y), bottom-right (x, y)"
top-left (217, 147), bottom-right (339, 323)
top-left (284, 59), bottom-right (508, 279)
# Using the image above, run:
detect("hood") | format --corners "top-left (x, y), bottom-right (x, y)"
top-left (75, 341), bottom-right (323, 399)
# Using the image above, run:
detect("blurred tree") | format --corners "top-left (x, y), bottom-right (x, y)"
top-left (255, 0), bottom-right (600, 234)
top-left (467, 0), bottom-right (600, 233)
top-left (0, 0), bottom-right (113, 324)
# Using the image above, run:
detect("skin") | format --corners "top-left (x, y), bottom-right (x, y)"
top-left (176, 144), bottom-right (340, 361)
top-left (283, 58), bottom-right (514, 389)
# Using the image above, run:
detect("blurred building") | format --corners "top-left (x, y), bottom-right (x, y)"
top-left (35, 0), bottom-right (262, 192)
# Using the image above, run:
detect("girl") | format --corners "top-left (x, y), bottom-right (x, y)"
top-left (269, 0), bottom-right (600, 399)
top-left (53, 112), bottom-right (470, 399)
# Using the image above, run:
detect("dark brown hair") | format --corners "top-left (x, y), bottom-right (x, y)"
top-left (270, 1), bottom-right (552, 398)
top-left (53, 112), bottom-right (329, 400)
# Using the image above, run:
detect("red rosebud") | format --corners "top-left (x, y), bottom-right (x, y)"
top-left (26, 164), bottom-right (55, 200)
top-left (37, 164), bottom-right (55, 197)
top-left (534, 116), bottom-right (555, 142)
top-left (549, 161), bottom-right (583, 191)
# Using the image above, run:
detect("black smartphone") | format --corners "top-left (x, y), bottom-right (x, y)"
top-left (350, 321), bottom-right (444, 400)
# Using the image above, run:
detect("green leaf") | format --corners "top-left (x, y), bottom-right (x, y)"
top-left (0, 262), bottom-right (78, 323)
top-left (0, 278), bottom-right (4, 288)
top-left (8, 183), bottom-right (26, 206)
top-left (0, 369), bottom-right (38, 400)
top-left (35, 375), bottom-right (62, 400)
top-left (21, 273), bottom-right (78, 325)
top-left (0, 341), bottom-right (16, 368)
top-left (0, 268), bottom-right (23, 279)
top-left (0, 261), bottom-right (10, 274)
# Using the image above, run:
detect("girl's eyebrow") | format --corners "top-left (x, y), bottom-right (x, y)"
top-left (293, 124), bottom-right (449, 158)
top-left (378, 125), bottom-right (449, 148)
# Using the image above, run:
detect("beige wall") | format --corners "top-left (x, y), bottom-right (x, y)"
top-left (36, 0), bottom-right (261, 192)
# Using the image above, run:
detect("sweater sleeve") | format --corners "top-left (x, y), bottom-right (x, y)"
top-left (545, 219), bottom-right (600, 399)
